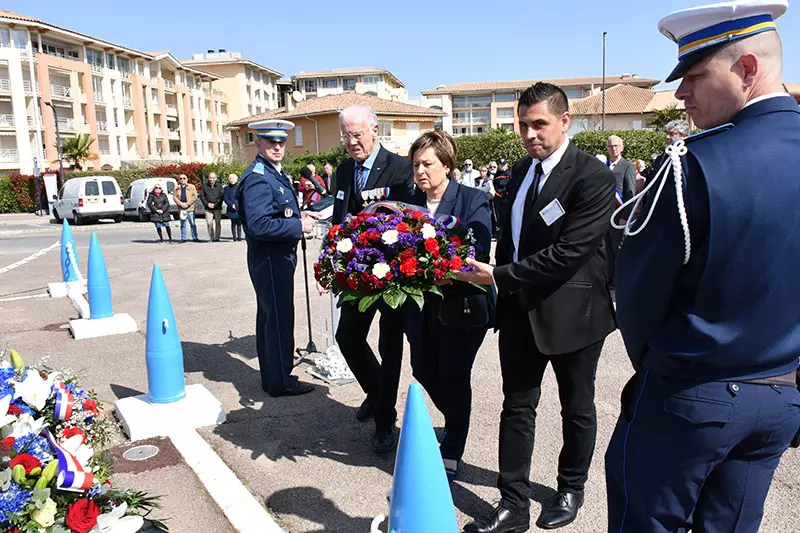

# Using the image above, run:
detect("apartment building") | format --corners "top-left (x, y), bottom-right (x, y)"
top-left (182, 50), bottom-right (282, 121)
top-left (293, 68), bottom-right (408, 102)
top-left (0, 10), bottom-right (230, 175)
top-left (420, 75), bottom-right (660, 137)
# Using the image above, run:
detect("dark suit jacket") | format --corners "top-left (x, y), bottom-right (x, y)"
top-left (611, 157), bottom-right (636, 222)
top-left (332, 145), bottom-right (415, 225)
top-left (493, 142), bottom-right (617, 355)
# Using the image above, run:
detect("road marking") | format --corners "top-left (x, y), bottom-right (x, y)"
top-left (0, 242), bottom-right (59, 275)
top-left (0, 293), bottom-right (49, 303)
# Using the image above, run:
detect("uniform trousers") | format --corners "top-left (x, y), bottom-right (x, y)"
top-left (497, 302), bottom-right (604, 511)
top-left (605, 370), bottom-right (800, 533)
top-left (336, 301), bottom-right (421, 430)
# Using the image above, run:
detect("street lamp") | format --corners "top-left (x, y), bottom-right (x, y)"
top-left (44, 101), bottom-right (64, 184)
top-left (602, 32), bottom-right (607, 131)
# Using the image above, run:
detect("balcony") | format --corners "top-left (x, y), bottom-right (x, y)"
top-left (213, 88), bottom-right (225, 97)
top-left (99, 149), bottom-right (111, 155)
top-left (0, 148), bottom-right (19, 162)
top-left (90, 64), bottom-right (103, 73)
top-left (166, 104), bottom-right (178, 116)
top-left (93, 91), bottom-right (104, 103)
top-left (122, 96), bottom-right (133, 108)
top-left (168, 130), bottom-right (180, 140)
top-left (0, 79), bottom-right (10, 93)
top-left (164, 80), bottom-right (174, 90)
top-left (120, 71), bottom-right (131, 80)
top-left (0, 114), bottom-right (14, 128)
top-left (22, 80), bottom-right (38, 94)
top-left (96, 120), bottom-right (109, 133)
top-left (125, 125), bottom-right (136, 135)
top-left (50, 84), bottom-right (72, 99)
top-left (151, 102), bottom-right (161, 113)
top-left (56, 117), bottom-right (76, 131)
top-left (155, 129), bottom-right (164, 139)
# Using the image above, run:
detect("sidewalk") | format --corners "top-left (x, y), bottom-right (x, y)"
top-left (0, 212), bottom-right (180, 236)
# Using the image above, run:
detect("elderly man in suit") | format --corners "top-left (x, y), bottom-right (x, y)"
top-left (605, 135), bottom-right (636, 287)
top-left (458, 82), bottom-right (616, 533)
top-left (328, 105), bottom-right (417, 453)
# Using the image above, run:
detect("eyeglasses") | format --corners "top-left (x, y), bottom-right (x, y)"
top-left (341, 131), bottom-right (368, 142)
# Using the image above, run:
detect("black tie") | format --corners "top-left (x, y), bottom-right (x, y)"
top-left (522, 163), bottom-right (544, 221)
top-left (354, 164), bottom-right (366, 195)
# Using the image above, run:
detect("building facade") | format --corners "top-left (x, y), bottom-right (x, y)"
top-left (228, 93), bottom-right (444, 158)
top-left (0, 10), bottom-right (230, 175)
top-left (292, 69), bottom-right (408, 102)
top-left (182, 50), bottom-right (282, 121)
top-left (420, 75), bottom-right (660, 137)
top-left (569, 85), bottom-right (687, 134)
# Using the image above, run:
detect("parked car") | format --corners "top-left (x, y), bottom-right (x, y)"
top-left (124, 177), bottom-right (179, 222)
top-left (52, 176), bottom-right (124, 225)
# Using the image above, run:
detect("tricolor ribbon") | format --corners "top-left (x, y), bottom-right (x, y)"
top-left (44, 430), bottom-right (94, 492)
top-left (53, 382), bottom-right (74, 420)
top-left (436, 214), bottom-right (461, 230)
top-left (615, 187), bottom-right (623, 207)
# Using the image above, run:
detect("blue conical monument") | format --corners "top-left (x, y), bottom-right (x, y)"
top-left (60, 219), bottom-right (79, 282)
top-left (388, 383), bottom-right (458, 532)
top-left (145, 264), bottom-right (186, 404)
top-left (86, 233), bottom-right (113, 319)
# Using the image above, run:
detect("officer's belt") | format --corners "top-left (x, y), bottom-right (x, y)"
top-left (736, 369), bottom-right (797, 388)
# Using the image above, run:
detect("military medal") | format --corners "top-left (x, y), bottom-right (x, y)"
top-left (278, 187), bottom-right (284, 194)
top-left (284, 207), bottom-right (293, 218)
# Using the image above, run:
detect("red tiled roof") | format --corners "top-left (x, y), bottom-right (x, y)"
top-left (182, 57), bottom-right (283, 78)
top-left (570, 85), bottom-right (672, 115)
top-left (422, 75), bottom-right (660, 95)
top-left (229, 92), bottom-right (444, 126)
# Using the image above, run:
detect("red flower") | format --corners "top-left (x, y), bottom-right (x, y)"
top-left (411, 211), bottom-right (425, 220)
top-left (399, 258), bottom-right (418, 276)
top-left (0, 436), bottom-right (15, 452)
top-left (9, 453), bottom-right (41, 474)
top-left (449, 236), bottom-right (462, 246)
top-left (450, 256), bottom-right (463, 271)
top-left (385, 272), bottom-right (394, 281)
top-left (424, 238), bottom-right (439, 254)
top-left (433, 269), bottom-right (444, 279)
top-left (66, 498), bottom-right (102, 533)
top-left (83, 399), bottom-right (99, 414)
top-left (396, 222), bottom-right (409, 233)
top-left (62, 427), bottom-right (86, 445)
top-left (7, 404), bottom-right (22, 416)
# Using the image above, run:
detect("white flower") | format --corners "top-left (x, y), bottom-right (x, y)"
top-left (91, 502), bottom-right (144, 533)
top-left (381, 230), bottom-right (399, 245)
top-left (0, 395), bottom-right (17, 430)
top-left (0, 468), bottom-right (11, 491)
top-left (421, 223), bottom-right (436, 239)
top-left (336, 238), bottom-right (354, 253)
top-left (3, 413), bottom-right (47, 440)
top-left (13, 369), bottom-right (54, 411)
top-left (372, 263), bottom-right (391, 279)
top-left (31, 497), bottom-right (57, 528)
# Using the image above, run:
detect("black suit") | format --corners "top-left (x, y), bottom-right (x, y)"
top-left (332, 145), bottom-right (418, 430)
top-left (491, 141), bottom-right (617, 510)
top-left (607, 157), bottom-right (636, 285)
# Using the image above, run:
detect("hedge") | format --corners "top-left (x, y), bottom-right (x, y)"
top-left (571, 130), bottom-right (668, 164)
top-left (455, 128), bottom-right (527, 168)
top-left (0, 177), bottom-right (19, 213)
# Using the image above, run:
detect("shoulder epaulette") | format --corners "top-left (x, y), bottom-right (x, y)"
top-left (252, 162), bottom-right (265, 175)
top-left (685, 122), bottom-right (734, 144)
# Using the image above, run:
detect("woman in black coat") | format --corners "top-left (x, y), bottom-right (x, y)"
top-left (223, 173), bottom-right (242, 241)
top-left (147, 184), bottom-right (172, 243)
top-left (407, 131), bottom-right (494, 482)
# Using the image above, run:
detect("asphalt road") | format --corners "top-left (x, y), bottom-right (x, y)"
top-left (1, 214), bottom-right (798, 533)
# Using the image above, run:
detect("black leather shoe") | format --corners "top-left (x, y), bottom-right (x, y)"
top-left (463, 502), bottom-right (529, 533)
top-left (269, 382), bottom-right (314, 397)
top-left (535, 490), bottom-right (583, 530)
top-left (356, 396), bottom-right (377, 422)
top-left (372, 426), bottom-right (397, 453)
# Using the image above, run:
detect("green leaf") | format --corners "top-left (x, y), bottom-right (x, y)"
top-left (402, 286), bottom-right (423, 296)
top-left (339, 292), bottom-right (360, 304)
top-left (428, 285), bottom-right (443, 298)
top-left (409, 292), bottom-right (425, 310)
top-left (382, 289), bottom-right (407, 309)
top-left (358, 294), bottom-right (381, 313)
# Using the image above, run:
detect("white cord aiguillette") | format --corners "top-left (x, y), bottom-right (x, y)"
top-left (610, 140), bottom-right (692, 265)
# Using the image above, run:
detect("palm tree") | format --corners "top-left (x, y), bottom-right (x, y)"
top-left (57, 134), bottom-right (97, 170)
top-left (648, 104), bottom-right (687, 131)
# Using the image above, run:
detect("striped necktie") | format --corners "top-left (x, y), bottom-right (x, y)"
top-left (354, 164), bottom-right (366, 195)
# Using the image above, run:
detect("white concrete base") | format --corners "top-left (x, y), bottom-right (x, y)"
top-left (115, 384), bottom-right (226, 442)
top-left (69, 313), bottom-right (138, 340)
top-left (48, 281), bottom-right (86, 298)
top-left (170, 429), bottom-right (283, 533)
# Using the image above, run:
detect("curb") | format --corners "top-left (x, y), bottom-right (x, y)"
top-left (0, 221), bottom-right (183, 237)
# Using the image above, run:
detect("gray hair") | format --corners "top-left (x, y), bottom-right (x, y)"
top-left (664, 119), bottom-right (690, 137)
top-left (607, 135), bottom-right (624, 145)
top-left (339, 105), bottom-right (378, 129)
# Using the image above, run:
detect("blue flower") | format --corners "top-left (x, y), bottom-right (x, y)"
top-left (0, 482), bottom-right (32, 524)
top-left (9, 400), bottom-right (31, 415)
top-left (12, 434), bottom-right (54, 464)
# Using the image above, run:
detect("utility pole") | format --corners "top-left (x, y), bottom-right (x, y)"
top-left (602, 31), bottom-right (607, 131)
top-left (44, 101), bottom-right (64, 183)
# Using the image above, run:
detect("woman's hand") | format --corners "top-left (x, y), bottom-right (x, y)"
top-left (454, 258), bottom-right (495, 286)
top-left (434, 278), bottom-right (453, 287)
top-left (156, 209), bottom-right (163, 214)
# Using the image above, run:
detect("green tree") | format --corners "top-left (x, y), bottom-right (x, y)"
top-left (572, 130), bottom-right (668, 163)
top-left (455, 128), bottom-right (526, 167)
top-left (58, 134), bottom-right (96, 170)
top-left (648, 104), bottom-right (686, 131)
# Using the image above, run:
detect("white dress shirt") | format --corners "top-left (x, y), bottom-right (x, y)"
top-left (510, 138), bottom-right (570, 261)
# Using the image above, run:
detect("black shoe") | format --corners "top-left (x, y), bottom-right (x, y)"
top-left (463, 502), bottom-right (529, 533)
top-left (372, 426), bottom-right (397, 453)
top-left (535, 490), bottom-right (583, 530)
top-left (356, 396), bottom-right (376, 422)
top-left (268, 382), bottom-right (314, 397)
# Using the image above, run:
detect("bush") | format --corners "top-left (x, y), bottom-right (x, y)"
top-left (147, 163), bottom-right (206, 188)
top-left (0, 177), bottom-right (19, 213)
top-left (7, 173), bottom-right (47, 212)
top-left (284, 143), bottom-right (349, 179)
top-left (571, 130), bottom-right (667, 163)
top-left (455, 128), bottom-right (527, 168)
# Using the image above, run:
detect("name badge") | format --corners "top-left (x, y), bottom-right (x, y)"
top-left (539, 199), bottom-right (566, 226)
top-left (336, 190), bottom-right (345, 200)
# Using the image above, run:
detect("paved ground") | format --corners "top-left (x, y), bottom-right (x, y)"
top-left (1, 214), bottom-right (798, 532)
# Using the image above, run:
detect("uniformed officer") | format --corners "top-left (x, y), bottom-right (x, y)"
top-left (605, 1), bottom-right (800, 531)
top-left (237, 119), bottom-right (317, 397)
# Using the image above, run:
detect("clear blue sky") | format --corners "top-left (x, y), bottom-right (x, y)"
top-left (10, 0), bottom-right (800, 96)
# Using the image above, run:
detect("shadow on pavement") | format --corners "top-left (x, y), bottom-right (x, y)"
top-left (266, 487), bottom-right (375, 532)
top-left (110, 383), bottom-right (145, 399)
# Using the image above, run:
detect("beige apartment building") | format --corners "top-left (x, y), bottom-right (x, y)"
top-left (182, 50), bottom-right (282, 121)
top-left (570, 85), bottom-right (687, 132)
top-left (0, 10), bottom-right (230, 175)
top-left (420, 75), bottom-right (660, 137)
top-left (293, 68), bottom-right (408, 102)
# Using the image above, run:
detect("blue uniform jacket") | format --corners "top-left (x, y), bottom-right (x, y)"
top-left (237, 154), bottom-right (302, 244)
top-left (616, 95), bottom-right (800, 382)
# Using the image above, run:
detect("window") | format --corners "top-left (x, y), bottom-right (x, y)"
top-left (86, 49), bottom-right (104, 67)
top-left (494, 93), bottom-right (515, 102)
top-left (343, 78), bottom-right (356, 91)
top-left (246, 132), bottom-right (254, 144)
top-left (254, 71), bottom-right (261, 82)
top-left (0, 29), bottom-right (9, 47)
top-left (564, 89), bottom-right (583, 99)
top-left (632, 120), bottom-right (643, 130)
top-left (294, 125), bottom-right (303, 146)
top-left (500, 124), bottom-right (514, 132)
top-left (323, 79), bottom-right (338, 89)
top-left (378, 121), bottom-right (392, 138)
top-left (84, 181), bottom-right (100, 196)
top-left (476, 127), bottom-right (484, 134)
top-left (106, 53), bottom-right (115, 70)
top-left (245, 67), bottom-right (251, 79)
top-left (362, 75), bottom-right (380, 84)
top-left (496, 108), bottom-right (514, 119)
top-left (125, 186), bottom-right (133, 199)
top-left (453, 112), bottom-right (469, 123)
top-left (101, 181), bottom-right (117, 195)
top-left (471, 110), bottom-right (490, 123)
top-left (92, 76), bottom-right (103, 94)
top-left (304, 80), bottom-right (317, 93)
top-left (117, 57), bottom-right (131, 75)
top-left (453, 95), bottom-right (491, 108)
top-left (11, 30), bottom-right (26, 50)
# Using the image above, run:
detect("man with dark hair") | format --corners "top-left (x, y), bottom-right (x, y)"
top-left (458, 82), bottom-right (616, 532)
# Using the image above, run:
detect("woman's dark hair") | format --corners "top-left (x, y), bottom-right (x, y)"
top-left (407, 131), bottom-right (457, 173)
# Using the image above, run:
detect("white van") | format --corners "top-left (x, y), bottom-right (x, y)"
top-left (123, 177), bottom-right (178, 222)
top-left (52, 176), bottom-right (124, 225)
